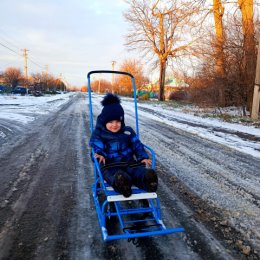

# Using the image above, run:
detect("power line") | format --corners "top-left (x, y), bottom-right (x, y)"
top-left (0, 34), bottom-right (63, 80)
top-left (0, 36), bottom-right (20, 51)
top-left (0, 28), bottom-right (21, 50)
top-left (27, 57), bottom-right (45, 70)
top-left (0, 41), bottom-right (22, 57)
top-left (0, 28), bottom-right (48, 72)
top-left (28, 53), bottom-right (46, 69)
top-left (0, 40), bottom-right (46, 71)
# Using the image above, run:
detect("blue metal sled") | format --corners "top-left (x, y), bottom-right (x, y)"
top-left (87, 70), bottom-right (184, 241)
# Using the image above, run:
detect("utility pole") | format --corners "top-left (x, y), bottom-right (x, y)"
top-left (251, 37), bottom-right (260, 119)
top-left (60, 75), bottom-right (69, 91)
top-left (45, 65), bottom-right (49, 91)
top-left (111, 60), bottom-right (116, 93)
top-left (22, 48), bottom-right (29, 85)
top-left (59, 73), bottom-right (65, 91)
top-left (45, 65), bottom-right (49, 75)
top-left (98, 73), bottom-right (101, 93)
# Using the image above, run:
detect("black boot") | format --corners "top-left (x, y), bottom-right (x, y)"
top-left (144, 169), bottom-right (158, 192)
top-left (114, 170), bottom-right (132, 197)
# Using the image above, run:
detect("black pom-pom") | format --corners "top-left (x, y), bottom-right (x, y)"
top-left (101, 93), bottom-right (121, 106)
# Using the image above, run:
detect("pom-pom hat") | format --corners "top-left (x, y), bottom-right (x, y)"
top-left (99, 93), bottom-right (124, 126)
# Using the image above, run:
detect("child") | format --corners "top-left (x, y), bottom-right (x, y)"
top-left (89, 93), bottom-right (158, 197)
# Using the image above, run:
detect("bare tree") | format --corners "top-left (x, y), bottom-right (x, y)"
top-left (116, 59), bottom-right (148, 95)
top-left (212, 0), bottom-right (227, 105)
top-left (31, 73), bottom-right (46, 91)
top-left (213, 0), bottom-right (225, 73)
top-left (4, 67), bottom-right (23, 89)
top-left (90, 79), bottom-right (112, 94)
top-left (31, 72), bottom-right (64, 92)
top-left (124, 0), bottom-right (199, 101)
top-left (238, 0), bottom-right (256, 111)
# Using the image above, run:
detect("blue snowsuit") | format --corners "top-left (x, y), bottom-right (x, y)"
top-left (89, 116), bottom-right (149, 190)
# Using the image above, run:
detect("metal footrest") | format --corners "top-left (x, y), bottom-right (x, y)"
top-left (103, 227), bottom-right (185, 241)
top-left (92, 183), bottom-right (185, 242)
top-left (123, 223), bottom-right (163, 233)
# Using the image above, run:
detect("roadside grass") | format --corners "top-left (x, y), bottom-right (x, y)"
top-left (206, 114), bottom-right (260, 128)
top-left (138, 99), bottom-right (260, 128)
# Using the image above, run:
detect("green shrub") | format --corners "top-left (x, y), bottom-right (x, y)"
top-left (169, 91), bottom-right (188, 101)
top-left (138, 93), bottom-right (150, 100)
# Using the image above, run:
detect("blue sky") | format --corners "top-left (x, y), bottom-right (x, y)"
top-left (0, 0), bottom-right (135, 87)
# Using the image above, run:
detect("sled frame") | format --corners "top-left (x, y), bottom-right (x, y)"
top-left (87, 70), bottom-right (184, 241)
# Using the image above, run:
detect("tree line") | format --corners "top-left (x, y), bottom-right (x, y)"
top-left (89, 59), bottom-right (149, 96)
top-left (0, 67), bottom-right (66, 93)
top-left (123, 0), bottom-right (259, 113)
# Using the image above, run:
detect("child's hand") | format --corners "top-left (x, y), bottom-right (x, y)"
top-left (94, 153), bottom-right (106, 164)
top-left (141, 159), bottom-right (152, 167)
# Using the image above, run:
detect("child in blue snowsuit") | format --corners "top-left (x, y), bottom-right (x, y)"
top-left (89, 93), bottom-right (158, 197)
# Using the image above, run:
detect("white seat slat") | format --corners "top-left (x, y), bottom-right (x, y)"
top-left (106, 185), bottom-right (139, 191)
top-left (107, 192), bottom-right (157, 202)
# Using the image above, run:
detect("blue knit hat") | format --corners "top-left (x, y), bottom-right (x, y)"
top-left (99, 93), bottom-right (124, 126)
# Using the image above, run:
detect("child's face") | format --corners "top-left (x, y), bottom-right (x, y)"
top-left (106, 120), bottom-right (121, 133)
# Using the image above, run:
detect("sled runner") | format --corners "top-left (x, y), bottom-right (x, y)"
top-left (87, 70), bottom-right (184, 241)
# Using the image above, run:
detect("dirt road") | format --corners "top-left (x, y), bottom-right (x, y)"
top-left (0, 93), bottom-right (259, 259)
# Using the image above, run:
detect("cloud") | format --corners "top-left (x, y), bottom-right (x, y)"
top-left (0, 0), bottom-right (130, 86)
top-left (87, 0), bottom-right (127, 15)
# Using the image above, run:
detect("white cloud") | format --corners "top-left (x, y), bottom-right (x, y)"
top-left (0, 0), bottom-right (131, 86)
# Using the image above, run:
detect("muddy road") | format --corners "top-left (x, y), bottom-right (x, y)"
top-left (0, 93), bottom-right (259, 260)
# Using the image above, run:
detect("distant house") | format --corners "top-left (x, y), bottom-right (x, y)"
top-left (164, 77), bottom-right (189, 88)
top-left (164, 77), bottom-right (189, 100)
top-left (144, 76), bottom-right (189, 100)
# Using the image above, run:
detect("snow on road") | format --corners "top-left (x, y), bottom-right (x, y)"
top-left (1, 93), bottom-right (260, 258)
top-left (135, 102), bottom-right (260, 158)
top-left (0, 93), bottom-right (76, 140)
top-left (0, 93), bottom-right (75, 124)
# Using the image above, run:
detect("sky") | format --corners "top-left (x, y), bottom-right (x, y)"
top-left (0, 0), bottom-right (134, 87)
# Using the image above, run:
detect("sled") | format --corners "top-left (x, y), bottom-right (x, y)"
top-left (87, 70), bottom-right (185, 241)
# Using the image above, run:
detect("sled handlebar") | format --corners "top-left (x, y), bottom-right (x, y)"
top-left (87, 70), bottom-right (134, 79)
top-left (87, 70), bottom-right (139, 137)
